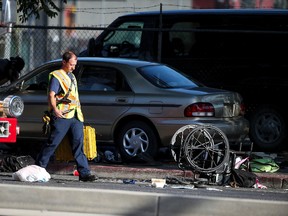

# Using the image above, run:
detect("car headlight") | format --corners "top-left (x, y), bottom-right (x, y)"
top-left (0, 95), bottom-right (24, 118)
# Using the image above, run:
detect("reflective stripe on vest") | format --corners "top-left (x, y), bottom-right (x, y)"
top-left (49, 69), bottom-right (84, 122)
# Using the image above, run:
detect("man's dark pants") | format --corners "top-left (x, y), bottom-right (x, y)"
top-left (36, 116), bottom-right (91, 177)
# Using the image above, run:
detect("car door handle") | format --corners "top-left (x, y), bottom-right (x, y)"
top-left (115, 97), bottom-right (128, 103)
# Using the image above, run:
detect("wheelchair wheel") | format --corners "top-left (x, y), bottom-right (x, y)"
top-left (183, 125), bottom-right (230, 173)
top-left (170, 124), bottom-right (199, 163)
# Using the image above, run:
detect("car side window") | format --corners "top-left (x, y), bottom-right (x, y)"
top-left (78, 66), bottom-right (131, 92)
top-left (23, 69), bottom-right (53, 91)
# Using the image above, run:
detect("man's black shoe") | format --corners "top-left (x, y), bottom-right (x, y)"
top-left (79, 174), bottom-right (98, 182)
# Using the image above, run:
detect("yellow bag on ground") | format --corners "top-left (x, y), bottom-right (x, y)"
top-left (55, 126), bottom-right (97, 161)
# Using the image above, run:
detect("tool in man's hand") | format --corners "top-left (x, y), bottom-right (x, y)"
top-left (42, 111), bottom-right (51, 135)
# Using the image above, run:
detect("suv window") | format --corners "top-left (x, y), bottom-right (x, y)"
top-left (102, 21), bottom-right (144, 58)
top-left (168, 22), bottom-right (198, 57)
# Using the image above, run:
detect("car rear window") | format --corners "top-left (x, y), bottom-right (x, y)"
top-left (138, 65), bottom-right (200, 89)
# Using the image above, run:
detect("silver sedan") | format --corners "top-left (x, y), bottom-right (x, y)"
top-left (0, 57), bottom-right (249, 161)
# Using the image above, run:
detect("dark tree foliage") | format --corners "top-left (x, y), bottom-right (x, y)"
top-left (17, 0), bottom-right (67, 23)
top-left (1, 0), bottom-right (67, 23)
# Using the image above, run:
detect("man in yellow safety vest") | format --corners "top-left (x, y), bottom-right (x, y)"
top-left (36, 51), bottom-right (97, 182)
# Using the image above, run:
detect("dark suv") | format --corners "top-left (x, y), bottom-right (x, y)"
top-left (80, 9), bottom-right (288, 151)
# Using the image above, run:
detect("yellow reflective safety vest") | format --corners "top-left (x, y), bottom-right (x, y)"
top-left (49, 69), bottom-right (84, 122)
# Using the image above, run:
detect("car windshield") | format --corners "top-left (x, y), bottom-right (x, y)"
top-left (138, 65), bottom-right (200, 88)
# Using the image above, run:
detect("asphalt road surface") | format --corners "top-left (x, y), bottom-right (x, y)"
top-left (0, 172), bottom-right (288, 216)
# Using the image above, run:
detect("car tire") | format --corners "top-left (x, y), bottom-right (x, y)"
top-left (116, 121), bottom-right (158, 162)
top-left (249, 107), bottom-right (287, 151)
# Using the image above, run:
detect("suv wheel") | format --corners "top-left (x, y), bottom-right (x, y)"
top-left (116, 121), bottom-right (158, 161)
top-left (250, 107), bottom-right (286, 151)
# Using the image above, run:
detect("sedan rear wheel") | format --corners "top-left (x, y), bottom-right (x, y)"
top-left (250, 107), bottom-right (286, 151)
top-left (117, 121), bottom-right (158, 161)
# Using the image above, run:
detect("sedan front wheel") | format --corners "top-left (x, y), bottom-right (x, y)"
top-left (117, 121), bottom-right (158, 161)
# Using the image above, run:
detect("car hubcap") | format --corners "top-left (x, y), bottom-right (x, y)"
top-left (123, 128), bottom-right (149, 156)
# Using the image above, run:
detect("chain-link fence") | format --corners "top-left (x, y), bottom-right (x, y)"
top-left (0, 25), bottom-right (105, 75)
top-left (1, 19), bottom-right (287, 86)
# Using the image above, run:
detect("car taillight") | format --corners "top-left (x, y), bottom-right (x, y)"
top-left (184, 103), bottom-right (215, 117)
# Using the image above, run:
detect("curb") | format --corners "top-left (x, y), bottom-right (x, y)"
top-left (255, 172), bottom-right (288, 189)
top-left (46, 162), bottom-right (288, 189)
top-left (46, 162), bottom-right (194, 179)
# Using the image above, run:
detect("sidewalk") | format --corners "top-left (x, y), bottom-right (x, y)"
top-left (1, 146), bottom-right (288, 189)
top-left (45, 160), bottom-right (288, 189)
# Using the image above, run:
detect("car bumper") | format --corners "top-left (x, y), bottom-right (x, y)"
top-left (154, 116), bottom-right (250, 147)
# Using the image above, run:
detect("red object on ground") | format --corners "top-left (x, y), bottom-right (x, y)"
top-left (73, 170), bottom-right (79, 176)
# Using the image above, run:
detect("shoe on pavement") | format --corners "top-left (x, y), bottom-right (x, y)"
top-left (79, 174), bottom-right (98, 182)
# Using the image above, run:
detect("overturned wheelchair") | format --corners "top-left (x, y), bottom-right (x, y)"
top-left (170, 124), bottom-right (252, 186)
